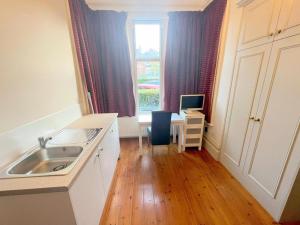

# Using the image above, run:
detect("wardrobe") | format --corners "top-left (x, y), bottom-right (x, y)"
top-left (221, 0), bottom-right (300, 221)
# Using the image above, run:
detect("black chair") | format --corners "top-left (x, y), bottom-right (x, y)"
top-left (147, 111), bottom-right (172, 154)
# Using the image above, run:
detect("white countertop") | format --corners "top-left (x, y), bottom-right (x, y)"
top-left (0, 113), bottom-right (118, 196)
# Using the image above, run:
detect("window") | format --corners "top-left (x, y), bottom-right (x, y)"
top-left (133, 20), bottom-right (163, 113)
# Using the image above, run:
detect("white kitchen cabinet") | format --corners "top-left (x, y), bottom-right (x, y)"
top-left (98, 120), bottom-right (119, 197)
top-left (238, 0), bottom-right (281, 50)
top-left (69, 147), bottom-right (106, 225)
top-left (276, 0), bottom-right (300, 40)
top-left (111, 119), bottom-right (121, 161)
top-left (221, 43), bottom-right (271, 176)
top-left (69, 119), bottom-right (120, 225)
top-left (0, 114), bottom-right (120, 225)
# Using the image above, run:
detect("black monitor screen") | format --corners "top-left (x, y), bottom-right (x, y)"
top-left (181, 95), bottom-right (204, 110)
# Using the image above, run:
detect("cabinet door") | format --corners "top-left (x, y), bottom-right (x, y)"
top-left (111, 120), bottom-right (121, 161)
top-left (238, 0), bottom-right (281, 50)
top-left (243, 35), bottom-right (300, 218)
top-left (221, 44), bottom-right (272, 177)
top-left (99, 127), bottom-right (118, 197)
top-left (69, 149), bottom-right (106, 225)
top-left (275, 0), bottom-right (300, 40)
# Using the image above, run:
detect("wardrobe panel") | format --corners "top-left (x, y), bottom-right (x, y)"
top-left (276, 0), bottom-right (300, 40)
top-left (246, 35), bottom-right (300, 197)
top-left (238, 0), bottom-right (280, 50)
top-left (222, 45), bottom-right (271, 169)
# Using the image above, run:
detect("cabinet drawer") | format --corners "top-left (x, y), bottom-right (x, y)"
top-left (186, 128), bottom-right (202, 135)
top-left (186, 117), bottom-right (204, 125)
top-left (185, 138), bottom-right (201, 144)
top-left (185, 124), bottom-right (203, 129)
top-left (185, 134), bottom-right (202, 139)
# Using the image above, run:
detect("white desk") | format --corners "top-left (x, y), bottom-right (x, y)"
top-left (137, 113), bottom-right (184, 154)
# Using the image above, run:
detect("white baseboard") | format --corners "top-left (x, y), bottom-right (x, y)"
top-left (0, 104), bottom-right (82, 169)
top-left (203, 136), bottom-right (221, 160)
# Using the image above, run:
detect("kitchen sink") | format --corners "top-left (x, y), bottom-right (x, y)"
top-left (0, 146), bottom-right (83, 178)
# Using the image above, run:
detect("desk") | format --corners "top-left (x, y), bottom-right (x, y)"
top-left (137, 113), bottom-right (184, 154)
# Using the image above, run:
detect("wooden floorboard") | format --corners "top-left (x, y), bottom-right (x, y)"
top-left (100, 138), bottom-right (300, 225)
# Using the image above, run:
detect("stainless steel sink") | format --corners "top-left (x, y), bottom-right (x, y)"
top-left (0, 146), bottom-right (83, 178)
top-left (0, 128), bottom-right (103, 179)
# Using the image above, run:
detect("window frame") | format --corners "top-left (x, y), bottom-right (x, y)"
top-left (127, 15), bottom-right (168, 115)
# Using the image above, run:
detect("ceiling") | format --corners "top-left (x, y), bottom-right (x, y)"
top-left (85, 0), bottom-right (213, 12)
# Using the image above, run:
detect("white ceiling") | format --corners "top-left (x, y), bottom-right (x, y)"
top-left (85, 0), bottom-right (213, 12)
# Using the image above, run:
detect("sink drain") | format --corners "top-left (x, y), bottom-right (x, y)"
top-left (52, 164), bottom-right (67, 172)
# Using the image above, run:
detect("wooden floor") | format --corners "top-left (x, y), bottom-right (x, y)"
top-left (100, 138), bottom-right (299, 225)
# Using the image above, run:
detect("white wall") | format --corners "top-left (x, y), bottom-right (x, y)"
top-left (0, 0), bottom-right (81, 168)
top-left (203, 0), bottom-right (244, 159)
top-left (0, 0), bottom-right (79, 133)
top-left (118, 117), bottom-right (140, 137)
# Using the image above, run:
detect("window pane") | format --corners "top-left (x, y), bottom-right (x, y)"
top-left (137, 61), bottom-right (160, 112)
top-left (135, 24), bottom-right (160, 60)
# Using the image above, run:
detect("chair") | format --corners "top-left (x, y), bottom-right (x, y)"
top-left (147, 111), bottom-right (172, 154)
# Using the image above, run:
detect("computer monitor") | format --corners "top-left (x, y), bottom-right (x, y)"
top-left (180, 94), bottom-right (205, 111)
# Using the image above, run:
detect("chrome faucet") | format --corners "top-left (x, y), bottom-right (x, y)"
top-left (38, 136), bottom-right (52, 149)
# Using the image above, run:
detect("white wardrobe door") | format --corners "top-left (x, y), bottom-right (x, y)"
top-left (221, 44), bottom-right (271, 175)
top-left (276, 0), bottom-right (300, 40)
top-left (243, 34), bottom-right (300, 218)
top-left (238, 0), bottom-right (280, 50)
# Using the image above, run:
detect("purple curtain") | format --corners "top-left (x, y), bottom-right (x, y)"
top-left (69, 0), bottom-right (136, 117)
top-left (164, 0), bottom-right (226, 122)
